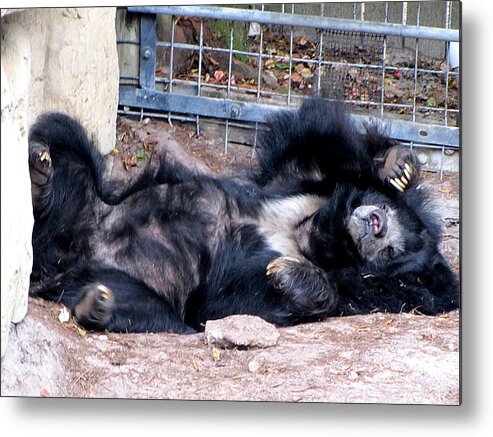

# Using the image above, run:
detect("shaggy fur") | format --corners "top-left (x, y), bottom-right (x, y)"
top-left (28, 99), bottom-right (459, 333)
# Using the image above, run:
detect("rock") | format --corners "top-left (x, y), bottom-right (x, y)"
top-left (248, 359), bottom-right (261, 373)
top-left (204, 315), bottom-right (280, 349)
top-left (2, 8), bottom-right (119, 153)
top-left (1, 21), bottom-right (34, 358)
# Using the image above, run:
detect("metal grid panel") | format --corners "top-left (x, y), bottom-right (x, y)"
top-left (117, 3), bottom-right (460, 175)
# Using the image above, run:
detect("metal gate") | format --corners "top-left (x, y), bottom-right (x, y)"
top-left (117, 4), bottom-right (460, 174)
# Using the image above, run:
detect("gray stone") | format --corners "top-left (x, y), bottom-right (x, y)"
top-left (205, 315), bottom-right (280, 349)
top-left (1, 21), bottom-right (34, 358)
top-left (2, 8), bottom-right (119, 154)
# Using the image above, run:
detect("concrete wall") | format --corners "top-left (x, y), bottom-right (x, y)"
top-left (1, 7), bottom-right (119, 358)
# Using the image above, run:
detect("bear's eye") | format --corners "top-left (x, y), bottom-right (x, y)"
top-left (380, 204), bottom-right (389, 212)
top-left (387, 246), bottom-right (395, 258)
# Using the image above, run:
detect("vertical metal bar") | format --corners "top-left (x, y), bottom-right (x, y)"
top-left (253, 5), bottom-right (265, 159)
top-left (402, 2), bottom-right (408, 48)
top-left (196, 18), bottom-right (204, 136)
top-left (410, 4), bottom-right (421, 152)
top-left (316, 3), bottom-right (325, 96)
top-left (168, 15), bottom-right (176, 124)
top-left (412, 4), bottom-right (420, 124)
top-left (360, 3), bottom-right (366, 48)
top-left (256, 16), bottom-right (264, 101)
top-left (287, 3), bottom-right (295, 106)
top-left (139, 14), bottom-right (157, 90)
top-left (444, 1), bottom-right (452, 128)
top-left (224, 21), bottom-right (234, 153)
top-left (440, 1), bottom-right (453, 179)
top-left (380, 2), bottom-right (389, 116)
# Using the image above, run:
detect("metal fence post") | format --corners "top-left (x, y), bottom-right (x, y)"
top-left (139, 14), bottom-right (157, 90)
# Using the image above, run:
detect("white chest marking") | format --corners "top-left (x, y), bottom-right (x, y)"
top-left (258, 194), bottom-right (326, 256)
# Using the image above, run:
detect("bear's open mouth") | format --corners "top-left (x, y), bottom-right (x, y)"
top-left (370, 210), bottom-right (386, 237)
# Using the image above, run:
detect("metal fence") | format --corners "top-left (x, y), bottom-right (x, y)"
top-left (117, 3), bottom-right (460, 175)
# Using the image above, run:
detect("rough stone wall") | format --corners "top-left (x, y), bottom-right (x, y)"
top-left (3, 8), bottom-right (120, 153)
top-left (1, 8), bottom-right (119, 358)
top-left (1, 21), bottom-right (34, 359)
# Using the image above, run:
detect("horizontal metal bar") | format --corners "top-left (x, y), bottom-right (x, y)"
top-left (150, 77), bottom-right (459, 115)
top-left (127, 5), bottom-right (459, 42)
top-left (119, 86), bottom-right (459, 148)
top-left (351, 114), bottom-right (459, 149)
top-left (120, 85), bottom-right (276, 122)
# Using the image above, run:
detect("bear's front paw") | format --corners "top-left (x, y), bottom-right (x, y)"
top-left (74, 283), bottom-right (115, 330)
top-left (266, 256), bottom-right (303, 289)
top-left (374, 146), bottom-right (419, 192)
top-left (29, 141), bottom-right (52, 181)
top-left (266, 256), bottom-right (337, 317)
top-left (29, 141), bottom-right (53, 210)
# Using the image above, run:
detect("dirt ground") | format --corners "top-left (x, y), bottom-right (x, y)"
top-left (1, 116), bottom-right (460, 404)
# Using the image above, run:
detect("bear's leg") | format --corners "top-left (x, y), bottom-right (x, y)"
top-left (266, 256), bottom-right (338, 322)
top-left (72, 280), bottom-right (195, 334)
top-left (28, 140), bottom-right (52, 211)
top-left (31, 268), bottom-right (195, 334)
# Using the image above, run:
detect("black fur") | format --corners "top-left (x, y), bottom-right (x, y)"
top-left (28, 99), bottom-right (459, 333)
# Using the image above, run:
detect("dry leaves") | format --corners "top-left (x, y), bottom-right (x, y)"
top-left (58, 307), bottom-right (70, 323)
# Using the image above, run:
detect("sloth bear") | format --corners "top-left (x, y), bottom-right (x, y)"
top-left (28, 98), bottom-right (459, 333)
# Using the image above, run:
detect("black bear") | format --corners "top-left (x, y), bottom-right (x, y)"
top-left (28, 99), bottom-right (459, 333)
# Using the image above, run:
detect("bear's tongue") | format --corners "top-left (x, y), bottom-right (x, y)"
top-left (370, 212), bottom-right (382, 235)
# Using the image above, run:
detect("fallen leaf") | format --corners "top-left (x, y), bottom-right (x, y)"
top-left (301, 67), bottom-right (313, 79)
top-left (275, 62), bottom-right (290, 70)
top-left (349, 370), bottom-right (359, 380)
top-left (76, 326), bottom-right (87, 336)
top-left (291, 72), bottom-right (302, 84)
top-left (426, 97), bottom-right (437, 107)
top-left (40, 389), bottom-right (50, 397)
top-left (193, 362), bottom-right (200, 372)
top-left (438, 313), bottom-right (449, 319)
top-left (123, 155), bottom-right (138, 171)
top-left (438, 188), bottom-right (453, 193)
top-left (135, 152), bottom-right (145, 160)
top-left (262, 367), bottom-right (279, 375)
top-left (213, 70), bottom-right (225, 83)
top-left (212, 346), bottom-right (221, 362)
top-left (113, 147), bottom-right (120, 155)
top-left (58, 307), bottom-right (70, 323)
